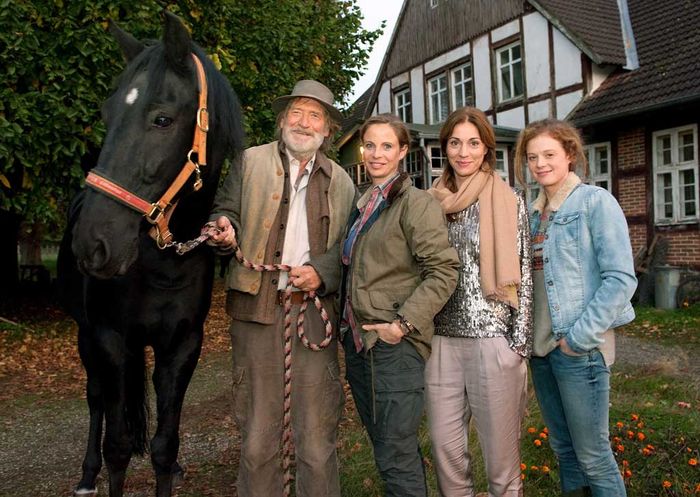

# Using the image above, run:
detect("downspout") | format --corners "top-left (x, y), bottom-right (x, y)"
top-left (617, 0), bottom-right (639, 70)
top-left (420, 137), bottom-right (430, 188)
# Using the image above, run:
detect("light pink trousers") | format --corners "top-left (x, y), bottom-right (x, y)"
top-left (425, 336), bottom-right (527, 497)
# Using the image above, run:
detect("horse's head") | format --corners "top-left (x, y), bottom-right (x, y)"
top-left (72, 11), bottom-right (242, 279)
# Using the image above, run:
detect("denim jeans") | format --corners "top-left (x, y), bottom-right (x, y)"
top-left (530, 347), bottom-right (626, 497)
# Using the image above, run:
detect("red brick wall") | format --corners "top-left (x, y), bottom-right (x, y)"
top-left (618, 176), bottom-right (646, 216)
top-left (663, 230), bottom-right (700, 268)
top-left (628, 224), bottom-right (648, 257)
top-left (617, 127), bottom-right (646, 172)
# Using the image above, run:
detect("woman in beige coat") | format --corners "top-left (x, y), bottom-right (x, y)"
top-left (340, 113), bottom-right (459, 497)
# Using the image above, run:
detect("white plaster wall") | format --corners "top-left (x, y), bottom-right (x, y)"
top-left (492, 19), bottom-right (519, 43)
top-left (377, 81), bottom-right (391, 114)
top-left (497, 106), bottom-right (525, 129)
top-left (528, 100), bottom-right (551, 122)
top-left (556, 89), bottom-right (583, 119)
top-left (473, 35), bottom-right (492, 111)
top-left (591, 63), bottom-right (615, 94)
top-left (553, 28), bottom-right (582, 88)
top-left (523, 12), bottom-right (550, 97)
top-left (410, 66), bottom-right (426, 124)
top-left (424, 44), bottom-right (470, 75)
top-left (391, 72), bottom-right (409, 88)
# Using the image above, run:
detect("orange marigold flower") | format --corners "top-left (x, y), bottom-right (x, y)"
top-left (631, 413), bottom-right (639, 421)
top-left (531, 466), bottom-right (539, 471)
top-left (627, 430), bottom-right (635, 439)
top-left (541, 465), bottom-right (550, 473)
top-left (543, 427), bottom-right (548, 434)
top-left (613, 436), bottom-right (622, 443)
top-left (520, 463), bottom-right (526, 471)
top-left (520, 473), bottom-right (525, 480)
top-left (534, 439), bottom-right (542, 447)
top-left (663, 480), bottom-right (672, 488)
top-left (616, 421), bottom-right (624, 429)
top-left (642, 448), bottom-right (652, 456)
top-left (539, 432), bottom-right (548, 439)
top-left (615, 444), bottom-right (625, 452)
top-left (622, 460), bottom-right (629, 467)
top-left (689, 458), bottom-right (698, 466)
top-left (694, 482), bottom-right (700, 492)
top-left (527, 427), bottom-right (537, 434)
top-left (637, 432), bottom-right (646, 441)
top-left (646, 444), bottom-right (656, 450)
top-left (623, 469), bottom-right (632, 479)
top-left (637, 421), bottom-right (644, 429)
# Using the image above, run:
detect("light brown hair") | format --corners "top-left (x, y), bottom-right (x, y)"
top-left (514, 118), bottom-right (588, 186)
top-left (359, 113), bottom-right (411, 149)
top-left (439, 107), bottom-right (496, 192)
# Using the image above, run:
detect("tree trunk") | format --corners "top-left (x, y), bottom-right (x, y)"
top-left (0, 210), bottom-right (21, 298)
top-left (19, 221), bottom-right (43, 266)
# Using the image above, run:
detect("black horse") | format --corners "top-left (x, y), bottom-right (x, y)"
top-left (57, 11), bottom-right (244, 497)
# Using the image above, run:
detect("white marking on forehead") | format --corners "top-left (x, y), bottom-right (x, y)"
top-left (125, 87), bottom-right (139, 105)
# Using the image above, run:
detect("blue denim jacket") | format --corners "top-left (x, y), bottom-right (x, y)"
top-left (530, 184), bottom-right (637, 354)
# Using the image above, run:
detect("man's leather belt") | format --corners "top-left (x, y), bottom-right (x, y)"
top-left (277, 290), bottom-right (305, 306)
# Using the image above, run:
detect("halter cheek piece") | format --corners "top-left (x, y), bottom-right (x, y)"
top-left (85, 53), bottom-right (209, 249)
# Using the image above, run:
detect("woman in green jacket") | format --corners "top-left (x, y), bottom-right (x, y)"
top-left (340, 113), bottom-right (459, 497)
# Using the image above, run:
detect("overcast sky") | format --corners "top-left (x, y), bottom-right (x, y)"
top-left (348, 0), bottom-right (403, 105)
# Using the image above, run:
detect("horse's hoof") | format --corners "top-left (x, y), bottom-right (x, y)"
top-left (172, 461), bottom-right (185, 487)
top-left (73, 488), bottom-right (97, 497)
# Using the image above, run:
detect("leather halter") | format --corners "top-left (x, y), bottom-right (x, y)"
top-left (85, 53), bottom-right (209, 249)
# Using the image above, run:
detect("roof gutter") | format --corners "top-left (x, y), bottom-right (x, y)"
top-left (617, 0), bottom-right (639, 70)
top-left (573, 93), bottom-right (700, 127)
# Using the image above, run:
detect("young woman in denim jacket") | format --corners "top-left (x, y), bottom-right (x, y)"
top-left (515, 119), bottom-right (637, 497)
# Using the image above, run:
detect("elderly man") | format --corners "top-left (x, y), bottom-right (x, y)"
top-left (207, 80), bottom-right (356, 497)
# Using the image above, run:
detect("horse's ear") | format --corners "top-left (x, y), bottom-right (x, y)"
top-left (108, 20), bottom-right (145, 63)
top-left (163, 11), bottom-right (191, 71)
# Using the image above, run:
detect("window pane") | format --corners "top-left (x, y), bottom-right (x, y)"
top-left (656, 173), bottom-right (673, 218)
top-left (679, 130), bottom-right (695, 162)
top-left (656, 134), bottom-right (672, 166)
top-left (680, 169), bottom-right (697, 217)
top-left (500, 50), bottom-right (509, 66)
top-left (513, 61), bottom-right (523, 97)
top-left (596, 146), bottom-right (609, 174)
top-left (596, 180), bottom-right (609, 190)
top-left (512, 44), bottom-right (521, 60)
top-left (501, 67), bottom-right (511, 100)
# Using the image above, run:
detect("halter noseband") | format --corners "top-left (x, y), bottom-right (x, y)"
top-left (85, 53), bottom-right (209, 249)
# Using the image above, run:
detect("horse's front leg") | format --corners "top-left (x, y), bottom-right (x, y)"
top-left (150, 326), bottom-right (203, 497)
top-left (95, 327), bottom-right (145, 497)
top-left (74, 326), bottom-right (104, 497)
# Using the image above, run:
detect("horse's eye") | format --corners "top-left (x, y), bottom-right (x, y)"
top-left (153, 116), bottom-right (173, 128)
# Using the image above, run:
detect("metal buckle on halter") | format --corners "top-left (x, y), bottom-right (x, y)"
top-left (145, 203), bottom-right (166, 225)
top-left (197, 107), bottom-right (209, 132)
top-left (186, 151), bottom-right (204, 191)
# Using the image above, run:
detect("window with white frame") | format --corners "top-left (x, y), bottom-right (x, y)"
top-left (585, 143), bottom-right (612, 192)
top-left (451, 62), bottom-right (473, 109)
top-left (429, 145), bottom-right (445, 182)
top-left (430, 0), bottom-right (439, 7)
top-left (428, 74), bottom-right (448, 124)
top-left (496, 42), bottom-right (523, 102)
top-left (358, 162), bottom-right (369, 185)
top-left (405, 149), bottom-right (421, 175)
top-left (653, 125), bottom-right (699, 224)
top-left (494, 147), bottom-right (510, 184)
top-left (394, 88), bottom-right (412, 123)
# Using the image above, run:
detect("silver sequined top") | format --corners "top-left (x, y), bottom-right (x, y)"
top-left (434, 192), bottom-right (533, 357)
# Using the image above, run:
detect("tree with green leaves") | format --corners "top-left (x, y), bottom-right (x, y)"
top-left (0, 0), bottom-right (381, 296)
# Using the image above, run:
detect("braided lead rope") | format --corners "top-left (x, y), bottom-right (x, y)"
top-left (197, 222), bottom-right (333, 496)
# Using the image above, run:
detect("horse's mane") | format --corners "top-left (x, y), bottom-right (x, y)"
top-left (113, 41), bottom-right (245, 167)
